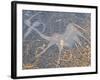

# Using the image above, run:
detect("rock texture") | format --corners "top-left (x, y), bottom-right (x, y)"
top-left (22, 10), bottom-right (91, 69)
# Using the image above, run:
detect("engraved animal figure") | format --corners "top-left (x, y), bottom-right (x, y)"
top-left (24, 14), bottom-right (90, 67)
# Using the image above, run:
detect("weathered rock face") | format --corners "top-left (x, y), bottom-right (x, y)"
top-left (22, 10), bottom-right (91, 69)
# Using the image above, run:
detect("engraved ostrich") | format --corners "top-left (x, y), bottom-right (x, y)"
top-left (24, 14), bottom-right (90, 67)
